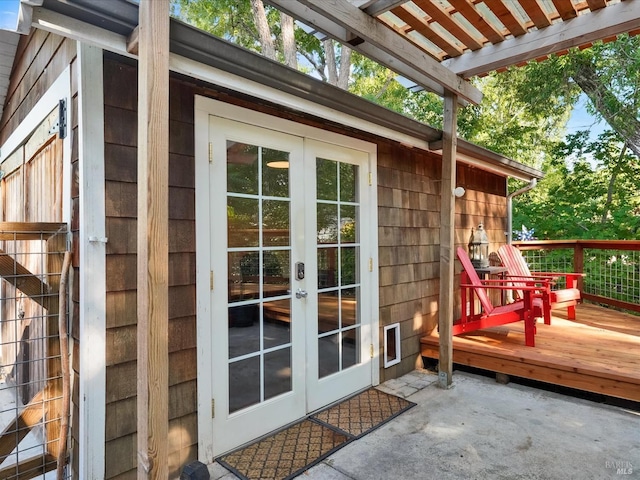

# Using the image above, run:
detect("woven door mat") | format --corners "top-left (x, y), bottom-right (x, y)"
top-left (217, 388), bottom-right (415, 480)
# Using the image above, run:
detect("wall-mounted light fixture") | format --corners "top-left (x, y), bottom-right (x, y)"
top-left (453, 186), bottom-right (465, 198)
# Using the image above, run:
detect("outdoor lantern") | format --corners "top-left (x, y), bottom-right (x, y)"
top-left (468, 223), bottom-right (490, 268)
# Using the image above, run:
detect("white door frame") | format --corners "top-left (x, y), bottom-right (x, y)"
top-left (195, 96), bottom-right (379, 462)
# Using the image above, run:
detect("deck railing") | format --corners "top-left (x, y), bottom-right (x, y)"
top-left (513, 240), bottom-right (640, 314)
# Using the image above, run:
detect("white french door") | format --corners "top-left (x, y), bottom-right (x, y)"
top-left (303, 139), bottom-right (373, 412)
top-left (204, 113), bottom-right (375, 456)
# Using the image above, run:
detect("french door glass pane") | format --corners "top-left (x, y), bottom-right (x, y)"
top-left (227, 141), bottom-right (293, 414)
top-left (227, 142), bottom-right (258, 194)
top-left (318, 292), bottom-right (339, 334)
top-left (264, 347), bottom-right (292, 400)
top-left (263, 299), bottom-right (291, 348)
top-left (316, 157), bottom-right (361, 379)
top-left (227, 197), bottom-right (259, 248)
top-left (229, 357), bottom-right (260, 414)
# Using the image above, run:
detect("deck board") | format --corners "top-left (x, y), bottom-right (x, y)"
top-left (421, 304), bottom-right (640, 402)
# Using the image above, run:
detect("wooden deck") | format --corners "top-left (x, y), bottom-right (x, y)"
top-left (421, 303), bottom-right (640, 402)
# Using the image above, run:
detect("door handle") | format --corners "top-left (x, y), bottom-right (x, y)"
top-left (295, 288), bottom-right (308, 299)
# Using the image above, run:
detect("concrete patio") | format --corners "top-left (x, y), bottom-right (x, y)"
top-left (210, 369), bottom-right (639, 479)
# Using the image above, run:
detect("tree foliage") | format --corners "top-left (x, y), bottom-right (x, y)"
top-left (173, 0), bottom-right (639, 240)
top-left (172, 0), bottom-right (351, 87)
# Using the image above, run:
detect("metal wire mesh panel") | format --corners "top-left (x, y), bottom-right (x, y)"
top-left (583, 249), bottom-right (640, 306)
top-left (521, 249), bottom-right (574, 290)
top-left (521, 246), bottom-right (640, 311)
top-left (0, 226), bottom-right (69, 479)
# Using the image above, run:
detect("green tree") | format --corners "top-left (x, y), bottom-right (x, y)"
top-left (172, 0), bottom-right (352, 88)
top-left (513, 130), bottom-right (640, 239)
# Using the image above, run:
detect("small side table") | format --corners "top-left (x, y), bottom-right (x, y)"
top-left (474, 266), bottom-right (508, 279)
top-left (474, 266), bottom-right (509, 306)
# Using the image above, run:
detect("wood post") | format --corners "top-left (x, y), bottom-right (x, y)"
top-left (136, 1), bottom-right (170, 478)
top-left (438, 90), bottom-right (458, 388)
top-left (45, 234), bottom-right (65, 458)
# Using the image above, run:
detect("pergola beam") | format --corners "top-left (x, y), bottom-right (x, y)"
top-left (266, 0), bottom-right (482, 105)
top-left (136, 0), bottom-right (169, 478)
top-left (443, 0), bottom-right (640, 78)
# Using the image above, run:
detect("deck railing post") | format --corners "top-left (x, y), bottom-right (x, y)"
top-left (574, 242), bottom-right (584, 293)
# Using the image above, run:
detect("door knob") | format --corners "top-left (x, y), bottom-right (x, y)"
top-left (295, 288), bottom-right (308, 299)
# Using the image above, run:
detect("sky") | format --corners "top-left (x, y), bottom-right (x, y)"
top-left (0, 0), bottom-right (19, 31)
top-left (566, 93), bottom-right (609, 140)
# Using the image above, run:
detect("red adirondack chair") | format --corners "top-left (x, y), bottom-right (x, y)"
top-left (455, 247), bottom-right (548, 347)
top-left (498, 244), bottom-right (583, 325)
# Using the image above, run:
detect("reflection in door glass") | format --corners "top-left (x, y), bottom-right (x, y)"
top-left (227, 141), bottom-right (293, 414)
top-left (342, 327), bottom-right (360, 369)
top-left (317, 292), bottom-right (339, 333)
top-left (227, 197), bottom-right (259, 248)
top-left (229, 357), bottom-right (260, 414)
top-left (264, 347), bottom-right (292, 401)
top-left (316, 157), bottom-right (361, 379)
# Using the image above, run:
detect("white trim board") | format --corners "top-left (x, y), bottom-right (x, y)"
top-left (77, 42), bottom-right (107, 480)
top-left (0, 66), bottom-right (71, 163)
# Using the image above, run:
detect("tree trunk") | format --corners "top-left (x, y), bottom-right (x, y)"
top-left (324, 39), bottom-right (338, 86)
top-left (324, 39), bottom-right (352, 89)
top-left (250, 0), bottom-right (276, 61)
top-left (601, 143), bottom-right (626, 224)
top-left (572, 61), bottom-right (640, 159)
top-left (337, 45), bottom-right (352, 90)
top-left (280, 12), bottom-right (297, 69)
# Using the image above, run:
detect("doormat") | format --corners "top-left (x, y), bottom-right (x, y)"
top-left (217, 388), bottom-right (415, 480)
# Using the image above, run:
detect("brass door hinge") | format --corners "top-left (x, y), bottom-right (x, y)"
top-left (208, 142), bottom-right (213, 163)
top-left (369, 258), bottom-right (373, 272)
top-left (211, 399), bottom-right (215, 418)
top-left (210, 271), bottom-right (214, 291)
top-left (370, 344), bottom-right (374, 358)
top-left (368, 172), bottom-right (372, 186)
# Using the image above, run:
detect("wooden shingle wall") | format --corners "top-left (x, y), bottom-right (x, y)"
top-left (103, 56), bottom-right (197, 479)
top-left (377, 146), bottom-right (507, 382)
top-left (101, 52), bottom-right (508, 476)
top-left (377, 144), bottom-right (440, 381)
top-left (0, 29), bottom-right (76, 144)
